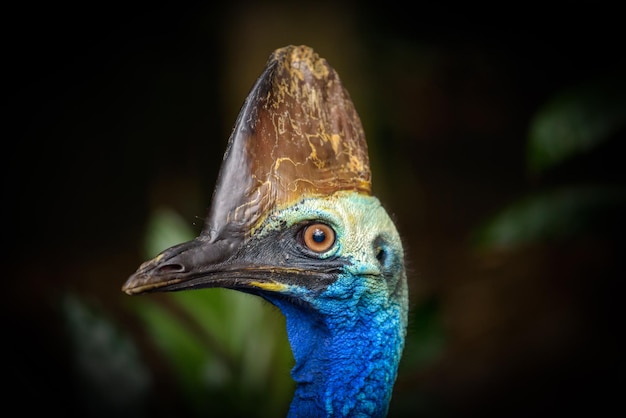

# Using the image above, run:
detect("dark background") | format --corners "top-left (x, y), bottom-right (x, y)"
top-left (5, 2), bottom-right (624, 417)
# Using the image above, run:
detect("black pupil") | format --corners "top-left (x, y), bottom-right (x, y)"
top-left (312, 229), bottom-right (326, 243)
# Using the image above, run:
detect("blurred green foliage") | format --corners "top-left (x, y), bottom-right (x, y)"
top-left (527, 76), bottom-right (626, 175)
top-left (400, 297), bottom-right (446, 371)
top-left (475, 185), bottom-right (626, 248)
top-left (476, 75), bottom-right (626, 249)
top-left (62, 294), bottom-right (151, 417)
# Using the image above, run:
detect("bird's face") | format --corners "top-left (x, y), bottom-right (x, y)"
top-left (123, 45), bottom-right (407, 318)
top-left (248, 192), bottom-right (406, 312)
top-left (123, 191), bottom-right (406, 320)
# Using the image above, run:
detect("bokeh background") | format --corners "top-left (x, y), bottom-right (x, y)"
top-left (5, 2), bottom-right (624, 417)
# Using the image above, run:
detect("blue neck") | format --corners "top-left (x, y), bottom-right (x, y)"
top-left (267, 289), bottom-right (406, 417)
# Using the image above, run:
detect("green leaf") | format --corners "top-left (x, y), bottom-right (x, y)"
top-left (401, 297), bottom-right (446, 371)
top-left (527, 76), bottom-right (626, 174)
top-left (62, 293), bottom-right (151, 416)
top-left (143, 206), bottom-right (196, 257)
top-left (130, 298), bottom-right (214, 398)
top-left (474, 185), bottom-right (626, 249)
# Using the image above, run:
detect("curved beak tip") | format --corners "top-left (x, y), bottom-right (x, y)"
top-left (121, 284), bottom-right (136, 295)
top-left (121, 255), bottom-right (178, 295)
top-left (121, 272), bottom-right (149, 295)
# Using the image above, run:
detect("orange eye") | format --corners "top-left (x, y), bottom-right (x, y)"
top-left (303, 223), bottom-right (335, 253)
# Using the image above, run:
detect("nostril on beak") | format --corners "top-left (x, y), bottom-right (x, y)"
top-left (157, 263), bottom-right (185, 274)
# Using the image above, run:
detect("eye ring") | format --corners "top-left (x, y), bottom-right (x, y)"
top-left (302, 223), bottom-right (336, 253)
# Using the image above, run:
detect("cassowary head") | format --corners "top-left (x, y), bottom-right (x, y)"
top-left (123, 45), bottom-right (408, 417)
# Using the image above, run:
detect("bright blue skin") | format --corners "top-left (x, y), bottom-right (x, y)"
top-left (253, 192), bottom-right (408, 417)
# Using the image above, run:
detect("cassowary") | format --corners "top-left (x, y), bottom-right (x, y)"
top-left (123, 45), bottom-right (408, 417)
